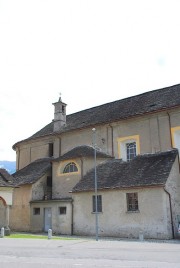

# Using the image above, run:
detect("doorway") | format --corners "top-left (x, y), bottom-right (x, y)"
top-left (44, 207), bottom-right (52, 232)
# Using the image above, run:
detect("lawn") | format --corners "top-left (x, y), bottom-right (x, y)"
top-left (5, 233), bottom-right (74, 240)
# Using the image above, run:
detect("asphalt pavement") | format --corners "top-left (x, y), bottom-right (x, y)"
top-left (0, 236), bottom-right (180, 268)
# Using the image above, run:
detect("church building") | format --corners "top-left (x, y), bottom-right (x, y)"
top-left (10, 84), bottom-right (180, 239)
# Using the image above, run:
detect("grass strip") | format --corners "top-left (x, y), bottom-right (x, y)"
top-left (5, 233), bottom-right (74, 240)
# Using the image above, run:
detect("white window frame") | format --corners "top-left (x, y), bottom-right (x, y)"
top-left (117, 135), bottom-right (140, 161)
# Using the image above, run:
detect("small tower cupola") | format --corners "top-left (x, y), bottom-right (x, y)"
top-left (52, 95), bottom-right (67, 132)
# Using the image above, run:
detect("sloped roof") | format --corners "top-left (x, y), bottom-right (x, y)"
top-left (53, 145), bottom-right (113, 161)
top-left (12, 158), bottom-right (52, 186)
top-left (72, 150), bottom-right (178, 192)
top-left (0, 169), bottom-right (15, 187)
top-left (13, 84), bottom-right (180, 147)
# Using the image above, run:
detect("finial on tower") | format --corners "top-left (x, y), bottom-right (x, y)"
top-left (59, 92), bottom-right (62, 101)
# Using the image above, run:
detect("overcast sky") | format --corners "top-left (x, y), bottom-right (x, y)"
top-left (0, 0), bottom-right (180, 161)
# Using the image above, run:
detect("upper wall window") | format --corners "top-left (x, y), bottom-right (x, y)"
top-left (49, 143), bottom-right (54, 157)
top-left (117, 135), bottom-right (140, 161)
top-left (171, 126), bottom-right (180, 154)
top-left (63, 162), bottom-right (78, 173)
top-left (126, 142), bottom-right (136, 161)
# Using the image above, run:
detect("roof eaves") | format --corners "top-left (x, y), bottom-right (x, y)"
top-left (72, 183), bottom-right (165, 193)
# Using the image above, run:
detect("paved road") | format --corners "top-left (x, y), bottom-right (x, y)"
top-left (0, 237), bottom-right (180, 267)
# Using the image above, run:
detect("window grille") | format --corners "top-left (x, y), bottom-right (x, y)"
top-left (33, 208), bottom-right (40, 215)
top-left (126, 142), bottom-right (136, 161)
top-left (92, 195), bottom-right (102, 212)
top-left (126, 193), bottom-right (139, 211)
top-left (59, 207), bottom-right (67, 215)
top-left (63, 162), bottom-right (78, 173)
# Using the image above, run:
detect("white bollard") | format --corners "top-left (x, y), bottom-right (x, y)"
top-left (139, 231), bottom-right (144, 241)
top-left (1, 227), bottom-right (4, 238)
top-left (48, 229), bottom-right (52, 239)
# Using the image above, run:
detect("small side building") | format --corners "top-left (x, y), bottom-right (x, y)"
top-left (0, 169), bottom-right (15, 231)
top-left (72, 150), bottom-right (180, 239)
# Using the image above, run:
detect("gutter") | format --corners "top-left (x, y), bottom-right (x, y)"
top-left (164, 188), bottom-right (175, 239)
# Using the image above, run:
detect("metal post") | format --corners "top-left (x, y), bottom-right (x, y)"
top-left (92, 128), bottom-right (98, 241)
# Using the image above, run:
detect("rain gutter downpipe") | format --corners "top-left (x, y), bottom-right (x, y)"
top-left (164, 187), bottom-right (175, 239)
top-left (109, 124), bottom-right (114, 157)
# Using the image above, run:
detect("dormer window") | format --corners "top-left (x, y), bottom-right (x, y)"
top-left (117, 135), bottom-right (140, 161)
top-left (63, 162), bottom-right (78, 173)
top-left (126, 142), bottom-right (136, 161)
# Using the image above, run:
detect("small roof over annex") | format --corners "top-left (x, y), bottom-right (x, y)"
top-left (53, 145), bottom-right (113, 161)
top-left (72, 149), bottom-right (178, 192)
top-left (12, 158), bottom-right (52, 186)
top-left (0, 169), bottom-right (15, 187)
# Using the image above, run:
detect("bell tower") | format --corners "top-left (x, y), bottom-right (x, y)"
top-left (52, 95), bottom-right (67, 132)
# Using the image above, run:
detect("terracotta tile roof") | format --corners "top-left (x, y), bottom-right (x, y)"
top-left (72, 150), bottom-right (178, 192)
top-left (12, 158), bottom-right (52, 186)
top-left (53, 145), bottom-right (113, 161)
top-left (13, 84), bottom-right (180, 147)
top-left (0, 169), bottom-right (15, 187)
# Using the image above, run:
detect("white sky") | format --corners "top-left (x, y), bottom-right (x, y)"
top-left (0, 0), bottom-right (180, 161)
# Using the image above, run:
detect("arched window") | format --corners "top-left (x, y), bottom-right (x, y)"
top-left (63, 162), bottom-right (78, 173)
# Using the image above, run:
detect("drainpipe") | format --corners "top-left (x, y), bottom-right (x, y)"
top-left (167, 112), bottom-right (173, 148)
top-left (58, 137), bottom-right (61, 157)
top-left (164, 188), bottom-right (175, 239)
top-left (109, 125), bottom-right (114, 157)
top-left (71, 201), bottom-right (74, 235)
top-left (80, 158), bottom-right (83, 179)
top-left (17, 147), bottom-right (20, 171)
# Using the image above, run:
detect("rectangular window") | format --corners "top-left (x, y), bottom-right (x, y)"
top-left (126, 193), bottom-right (139, 211)
top-left (92, 195), bottom-right (102, 212)
top-left (59, 207), bottom-right (67, 215)
top-left (33, 208), bottom-right (40, 215)
top-left (49, 143), bottom-right (54, 157)
top-left (126, 142), bottom-right (136, 161)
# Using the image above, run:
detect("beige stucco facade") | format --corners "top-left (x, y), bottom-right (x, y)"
top-left (0, 187), bottom-right (14, 229)
top-left (30, 200), bottom-right (72, 234)
top-left (10, 185), bottom-right (32, 231)
top-left (16, 109), bottom-right (180, 171)
top-left (0, 187), bottom-right (14, 206)
top-left (72, 156), bottom-right (180, 239)
top-left (72, 188), bottom-right (171, 239)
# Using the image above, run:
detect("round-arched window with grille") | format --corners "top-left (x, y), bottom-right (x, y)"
top-left (63, 162), bottom-right (78, 173)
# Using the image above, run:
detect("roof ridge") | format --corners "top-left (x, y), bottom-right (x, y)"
top-left (66, 83), bottom-right (180, 117)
